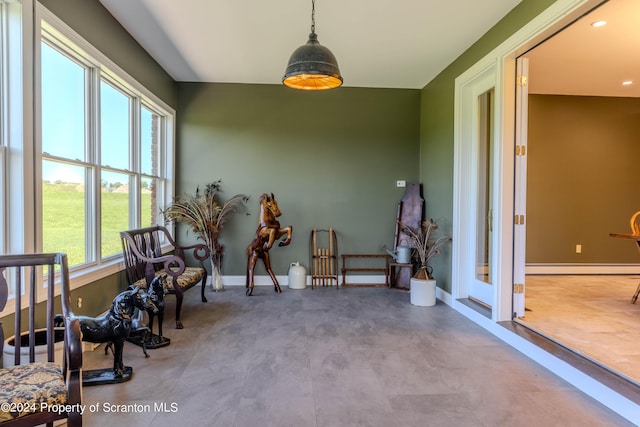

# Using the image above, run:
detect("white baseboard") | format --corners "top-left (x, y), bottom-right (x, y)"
top-left (212, 274), bottom-right (386, 287)
top-left (525, 263), bottom-right (640, 275)
top-left (215, 266), bottom-right (640, 288)
top-left (440, 289), bottom-right (640, 424)
top-left (436, 286), bottom-right (453, 305)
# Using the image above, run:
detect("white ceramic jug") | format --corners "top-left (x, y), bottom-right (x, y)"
top-left (288, 261), bottom-right (307, 289)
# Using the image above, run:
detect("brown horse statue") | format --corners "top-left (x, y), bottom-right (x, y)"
top-left (246, 193), bottom-right (292, 295)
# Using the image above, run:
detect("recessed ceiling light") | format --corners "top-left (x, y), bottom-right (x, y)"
top-left (622, 80), bottom-right (633, 86)
top-left (591, 20), bottom-right (607, 27)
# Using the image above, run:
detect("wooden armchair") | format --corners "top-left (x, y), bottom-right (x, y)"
top-left (120, 225), bottom-right (210, 329)
top-left (0, 253), bottom-right (83, 427)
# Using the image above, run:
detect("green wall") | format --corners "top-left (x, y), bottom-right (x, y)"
top-left (527, 94), bottom-right (640, 263)
top-left (6, 0), bottom-right (561, 319)
top-left (176, 83), bottom-right (421, 276)
top-left (419, 0), bottom-right (556, 292)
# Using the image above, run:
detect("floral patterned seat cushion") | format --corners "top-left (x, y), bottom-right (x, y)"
top-left (133, 267), bottom-right (205, 291)
top-left (0, 362), bottom-right (67, 423)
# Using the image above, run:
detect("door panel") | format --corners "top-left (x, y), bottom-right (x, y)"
top-left (469, 86), bottom-right (495, 307)
top-left (513, 57), bottom-right (529, 318)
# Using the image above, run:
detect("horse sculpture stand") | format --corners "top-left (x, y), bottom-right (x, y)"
top-left (76, 285), bottom-right (158, 386)
top-left (246, 193), bottom-right (292, 295)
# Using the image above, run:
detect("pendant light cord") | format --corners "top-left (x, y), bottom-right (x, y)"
top-left (311, 0), bottom-right (316, 34)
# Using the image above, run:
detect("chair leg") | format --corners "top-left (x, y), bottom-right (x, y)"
top-left (175, 293), bottom-right (184, 329)
top-left (632, 282), bottom-right (640, 304)
top-left (201, 273), bottom-right (208, 303)
top-left (67, 411), bottom-right (82, 427)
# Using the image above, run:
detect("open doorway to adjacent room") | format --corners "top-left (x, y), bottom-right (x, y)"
top-left (515, 0), bottom-right (640, 384)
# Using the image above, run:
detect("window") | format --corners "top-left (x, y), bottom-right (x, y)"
top-left (40, 42), bottom-right (89, 266)
top-left (0, 0), bottom-right (28, 312)
top-left (100, 80), bottom-right (131, 259)
top-left (140, 105), bottom-right (164, 229)
top-left (0, 2), bottom-right (6, 257)
top-left (2, 2), bottom-right (174, 316)
top-left (0, 0), bottom-right (22, 258)
top-left (38, 8), bottom-right (174, 277)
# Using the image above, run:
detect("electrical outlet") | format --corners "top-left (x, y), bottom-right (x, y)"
top-left (77, 297), bottom-right (83, 309)
top-left (576, 244), bottom-right (582, 254)
top-left (396, 180), bottom-right (406, 188)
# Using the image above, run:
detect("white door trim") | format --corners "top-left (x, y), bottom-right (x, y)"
top-left (453, 63), bottom-right (498, 309)
top-left (450, 0), bottom-right (639, 422)
top-left (452, 0), bottom-right (604, 322)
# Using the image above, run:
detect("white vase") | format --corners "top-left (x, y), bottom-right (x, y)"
top-left (210, 258), bottom-right (224, 292)
top-left (410, 278), bottom-right (437, 306)
top-left (211, 268), bottom-right (224, 292)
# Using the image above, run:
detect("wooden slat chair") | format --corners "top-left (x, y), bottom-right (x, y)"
top-left (0, 253), bottom-right (83, 427)
top-left (120, 226), bottom-right (210, 329)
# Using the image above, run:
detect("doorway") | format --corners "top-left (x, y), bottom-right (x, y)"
top-left (514, 0), bottom-right (640, 384)
top-left (453, 63), bottom-right (505, 317)
top-left (452, 0), bottom-right (640, 419)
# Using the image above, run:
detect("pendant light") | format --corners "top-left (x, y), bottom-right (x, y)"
top-left (282, 0), bottom-right (343, 90)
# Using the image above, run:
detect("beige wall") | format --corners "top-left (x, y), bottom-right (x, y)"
top-left (527, 94), bottom-right (640, 263)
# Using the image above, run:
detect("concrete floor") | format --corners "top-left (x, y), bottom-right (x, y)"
top-left (82, 285), bottom-right (633, 427)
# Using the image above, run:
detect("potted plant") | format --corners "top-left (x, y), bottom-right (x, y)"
top-left (399, 218), bottom-right (451, 306)
top-left (162, 180), bottom-right (249, 292)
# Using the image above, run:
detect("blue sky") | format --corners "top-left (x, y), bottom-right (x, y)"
top-left (41, 42), bottom-right (154, 185)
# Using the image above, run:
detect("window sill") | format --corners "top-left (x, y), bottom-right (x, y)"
top-left (68, 241), bottom-right (174, 290)
top-left (1, 244), bottom-right (175, 317)
top-left (68, 256), bottom-right (125, 290)
top-left (0, 257), bottom-right (124, 318)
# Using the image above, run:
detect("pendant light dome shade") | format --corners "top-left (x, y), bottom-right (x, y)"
top-left (283, 33), bottom-right (343, 90)
top-left (282, 0), bottom-right (343, 90)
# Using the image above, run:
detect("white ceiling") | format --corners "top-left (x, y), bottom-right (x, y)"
top-left (526, 0), bottom-right (640, 97)
top-left (98, 0), bottom-right (523, 89)
top-left (97, 0), bottom-right (639, 96)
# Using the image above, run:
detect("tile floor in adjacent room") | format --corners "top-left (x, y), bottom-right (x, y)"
top-left (522, 275), bottom-right (640, 383)
top-left (82, 285), bottom-right (635, 427)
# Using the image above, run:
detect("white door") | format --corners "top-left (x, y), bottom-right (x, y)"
top-left (468, 79), bottom-right (496, 307)
top-left (513, 57), bottom-right (529, 318)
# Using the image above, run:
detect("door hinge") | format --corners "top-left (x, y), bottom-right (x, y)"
top-left (514, 214), bottom-right (525, 225)
top-left (513, 283), bottom-right (525, 294)
top-left (516, 145), bottom-right (526, 156)
top-left (518, 75), bottom-right (528, 87)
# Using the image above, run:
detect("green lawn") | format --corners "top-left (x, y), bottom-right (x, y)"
top-left (43, 182), bottom-right (152, 266)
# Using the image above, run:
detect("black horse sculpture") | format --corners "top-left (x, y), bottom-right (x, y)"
top-left (145, 274), bottom-right (166, 344)
top-left (75, 286), bottom-right (158, 377)
top-left (125, 275), bottom-right (168, 351)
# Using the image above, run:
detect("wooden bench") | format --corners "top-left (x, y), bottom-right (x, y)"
top-left (120, 225), bottom-right (210, 329)
top-left (341, 254), bottom-right (391, 287)
top-left (0, 253), bottom-right (83, 427)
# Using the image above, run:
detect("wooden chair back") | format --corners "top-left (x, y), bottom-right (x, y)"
top-left (0, 253), bottom-right (82, 427)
